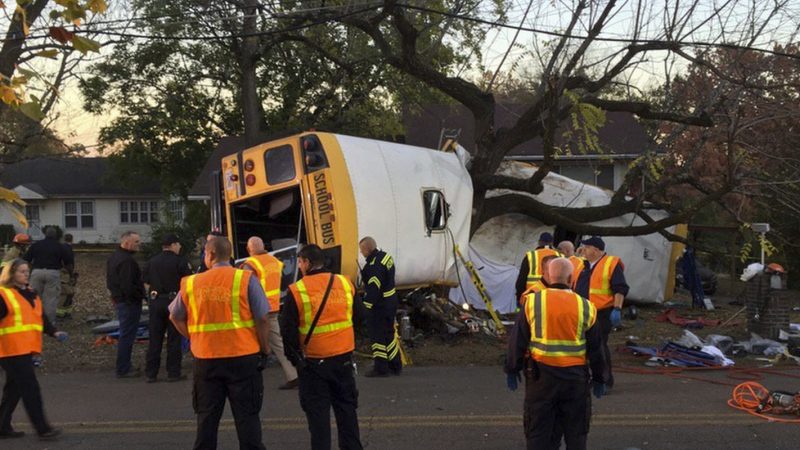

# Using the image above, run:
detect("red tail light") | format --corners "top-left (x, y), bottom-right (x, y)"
top-left (245, 174), bottom-right (256, 186)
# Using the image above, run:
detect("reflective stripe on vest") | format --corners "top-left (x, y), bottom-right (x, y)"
top-left (589, 256), bottom-right (616, 296)
top-left (245, 255), bottom-right (282, 313)
top-left (0, 287), bottom-right (43, 336)
top-left (525, 248), bottom-right (561, 289)
top-left (296, 275), bottom-right (354, 335)
top-left (526, 290), bottom-right (593, 361)
top-left (186, 271), bottom-right (255, 333)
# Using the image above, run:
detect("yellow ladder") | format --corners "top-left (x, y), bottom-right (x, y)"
top-left (454, 245), bottom-right (505, 335)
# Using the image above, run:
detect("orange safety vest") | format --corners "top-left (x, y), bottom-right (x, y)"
top-left (568, 255), bottom-right (586, 288)
top-left (180, 267), bottom-right (260, 359)
top-left (524, 288), bottom-right (596, 367)
top-left (244, 253), bottom-right (283, 313)
top-left (0, 287), bottom-right (43, 358)
top-left (525, 248), bottom-right (562, 293)
top-left (587, 255), bottom-right (621, 310)
top-left (289, 272), bottom-right (355, 359)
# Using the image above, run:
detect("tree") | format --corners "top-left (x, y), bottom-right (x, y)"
top-left (294, 0), bottom-right (798, 239)
top-left (82, 0), bottom-right (456, 195)
top-left (657, 45), bottom-right (800, 273)
top-left (1, 0), bottom-right (108, 223)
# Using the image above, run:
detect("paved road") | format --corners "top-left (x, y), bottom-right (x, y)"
top-left (3, 364), bottom-right (800, 449)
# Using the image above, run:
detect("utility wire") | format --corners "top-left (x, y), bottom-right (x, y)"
top-left (4, 1), bottom-right (799, 60)
top-left (400, 3), bottom-right (800, 60)
top-left (2, 3), bottom-right (383, 43)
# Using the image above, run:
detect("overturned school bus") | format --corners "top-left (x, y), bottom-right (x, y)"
top-left (211, 132), bottom-right (473, 288)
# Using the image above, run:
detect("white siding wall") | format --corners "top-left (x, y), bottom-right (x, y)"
top-left (1, 198), bottom-right (158, 243)
top-left (613, 160), bottom-right (630, 190)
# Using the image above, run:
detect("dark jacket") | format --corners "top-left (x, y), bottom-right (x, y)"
top-left (143, 250), bottom-right (192, 296)
top-left (360, 249), bottom-right (396, 309)
top-left (24, 237), bottom-right (74, 272)
top-left (279, 268), bottom-right (367, 366)
top-left (106, 247), bottom-right (145, 304)
top-left (504, 284), bottom-right (606, 383)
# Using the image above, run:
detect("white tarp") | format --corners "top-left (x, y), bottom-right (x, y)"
top-left (337, 135), bottom-right (473, 286)
top-left (449, 244), bottom-right (520, 314)
top-left (450, 161), bottom-right (675, 308)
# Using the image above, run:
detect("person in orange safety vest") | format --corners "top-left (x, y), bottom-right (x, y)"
top-left (280, 244), bottom-right (365, 450)
top-left (0, 258), bottom-right (67, 441)
top-left (505, 257), bottom-right (607, 450)
top-left (515, 232), bottom-right (562, 303)
top-left (573, 236), bottom-right (629, 389)
top-left (241, 236), bottom-right (298, 390)
top-left (169, 237), bottom-right (271, 450)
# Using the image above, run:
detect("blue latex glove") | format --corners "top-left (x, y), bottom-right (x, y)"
top-left (610, 308), bottom-right (622, 327)
top-left (55, 331), bottom-right (68, 343)
top-left (506, 372), bottom-right (521, 391)
top-left (592, 381), bottom-right (607, 399)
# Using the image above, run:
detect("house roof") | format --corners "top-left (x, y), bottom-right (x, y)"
top-left (0, 157), bottom-right (161, 197)
top-left (189, 136), bottom-right (249, 199)
top-left (402, 104), bottom-right (656, 159)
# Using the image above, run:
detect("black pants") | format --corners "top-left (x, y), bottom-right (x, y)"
top-left (298, 354), bottom-right (362, 450)
top-left (146, 295), bottom-right (182, 379)
top-left (596, 307), bottom-right (614, 388)
top-left (0, 354), bottom-right (53, 435)
top-left (192, 354), bottom-right (264, 450)
top-left (523, 367), bottom-right (591, 450)
top-left (367, 301), bottom-right (401, 374)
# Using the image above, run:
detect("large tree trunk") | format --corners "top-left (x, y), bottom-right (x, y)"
top-left (239, 0), bottom-right (268, 146)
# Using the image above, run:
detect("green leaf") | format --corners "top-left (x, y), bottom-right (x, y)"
top-left (71, 35), bottom-right (101, 54)
top-left (49, 10), bottom-right (62, 20)
top-left (35, 49), bottom-right (60, 59)
top-left (19, 101), bottom-right (45, 121)
top-left (17, 68), bottom-right (37, 78)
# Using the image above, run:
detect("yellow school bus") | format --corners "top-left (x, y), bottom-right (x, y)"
top-left (214, 132), bottom-right (473, 288)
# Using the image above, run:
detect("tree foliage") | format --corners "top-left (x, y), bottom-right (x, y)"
top-left (82, 0), bottom-right (457, 196)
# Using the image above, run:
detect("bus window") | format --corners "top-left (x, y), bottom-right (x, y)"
top-left (423, 190), bottom-right (447, 233)
top-left (264, 145), bottom-right (296, 185)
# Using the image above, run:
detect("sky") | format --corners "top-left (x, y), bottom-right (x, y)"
top-left (10, 0), bottom-right (798, 150)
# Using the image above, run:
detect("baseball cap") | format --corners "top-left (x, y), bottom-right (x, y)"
top-left (161, 233), bottom-right (180, 246)
top-left (538, 232), bottom-right (554, 244)
top-left (580, 236), bottom-right (605, 251)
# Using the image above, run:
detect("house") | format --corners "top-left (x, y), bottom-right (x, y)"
top-left (402, 105), bottom-right (657, 191)
top-left (0, 157), bottom-right (182, 243)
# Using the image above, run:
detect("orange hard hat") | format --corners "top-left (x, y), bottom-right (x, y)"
top-left (12, 233), bottom-right (31, 244)
top-left (766, 263), bottom-right (786, 274)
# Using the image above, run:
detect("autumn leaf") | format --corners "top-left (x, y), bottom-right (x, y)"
top-left (35, 49), bottom-right (60, 59)
top-left (71, 35), bottom-right (101, 54)
top-left (19, 100), bottom-right (45, 121)
top-left (50, 26), bottom-right (74, 44)
top-left (87, 0), bottom-right (108, 14)
top-left (0, 85), bottom-right (19, 105)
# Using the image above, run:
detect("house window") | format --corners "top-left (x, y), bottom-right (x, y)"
top-left (120, 200), bottom-right (159, 224)
top-left (64, 201), bottom-right (94, 229)
top-left (422, 190), bottom-right (447, 233)
top-left (166, 199), bottom-right (184, 221)
top-left (25, 204), bottom-right (40, 224)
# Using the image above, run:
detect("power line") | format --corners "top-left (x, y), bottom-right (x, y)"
top-left (5, 1), bottom-right (799, 61)
top-left (8, 2), bottom-right (383, 42)
top-left (400, 3), bottom-right (800, 60)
